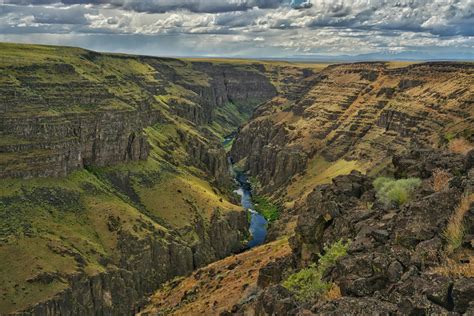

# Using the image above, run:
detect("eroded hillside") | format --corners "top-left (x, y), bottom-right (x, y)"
top-left (232, 62), bottom-right (473, 205)
top-left (143, 62), bottom-right (473, 315)
top-left (0, 43), bottom-right (319, 314)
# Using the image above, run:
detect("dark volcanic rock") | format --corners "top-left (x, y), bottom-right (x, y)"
top-left (452, 277), bottom-right (474, 313)
top-left (246, 148), bottom-right (473, 315)
top-left (315, 297), bottom-right (397, 315)
top-left (254, 285), bottom-right (298, 316)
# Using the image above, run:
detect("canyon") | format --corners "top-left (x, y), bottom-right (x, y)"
top-left (0, 43), bottom-right (473, 315)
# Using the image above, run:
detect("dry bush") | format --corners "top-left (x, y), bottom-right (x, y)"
top-left (324, 283), bottom-right (342, 300)
top-left (443, 193), bottom-right (474, 253)
top-left (448, 138), bottom-right (474, 155)
top-left (432, 169), bottom-right (451, 192)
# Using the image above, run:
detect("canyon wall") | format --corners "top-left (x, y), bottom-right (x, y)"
top-left (0, 43), bottom-right (281, 314)
top-left (232, 62), bottom-right (473, 196)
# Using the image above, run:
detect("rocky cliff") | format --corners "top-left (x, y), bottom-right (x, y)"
top-left (232, 62), bottom-right (473, 196)
top-left (234, 148), bottom-right (473, 315)
top-left (0, 43), bottom-right (286, 314)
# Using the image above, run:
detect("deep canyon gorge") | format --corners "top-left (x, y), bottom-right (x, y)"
top-left (0, 43), bottom-right (473, 315)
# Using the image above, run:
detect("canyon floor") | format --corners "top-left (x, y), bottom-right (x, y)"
top-left (0, 43), bottom-right (473, 315)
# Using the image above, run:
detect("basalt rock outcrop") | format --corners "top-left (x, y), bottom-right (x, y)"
top-left (233, 148), bottom-right (474, 315)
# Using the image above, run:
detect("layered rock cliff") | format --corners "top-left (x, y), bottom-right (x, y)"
top-left (0, 43), bottom-right (284, 314)
top-left (223, 62), bottom-right (473, 315)
top-left (232, 62), bottom-right (473, 196)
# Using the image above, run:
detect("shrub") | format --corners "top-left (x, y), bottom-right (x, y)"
top-left (282, 264), bottom-right (327, 302)
top-left (443, 193), bottom-right (474, 253)
top-left (282, 240), bottom-right (349, 302)
top-left (448, 138), bottom-right (473, 155)
top-left (432, 169), bottom-right (451, 192)
top-left (373, 177), bottom-right (421, 206)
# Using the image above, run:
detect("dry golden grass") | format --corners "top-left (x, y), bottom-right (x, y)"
top-left (385, 61), bottom-right (422, 69)
top-left (139, 239), bottom-right (291, 316)
top-left (324, 283), bottom-right (342, 300)
top-left (430, 256), bottom-right (474, 278)
top-left (448, 138), bottom-right (474, 155)
top-left (443, 193), bottom-right (474, 253)
top-left (432, 169), bottom-right (451, 192)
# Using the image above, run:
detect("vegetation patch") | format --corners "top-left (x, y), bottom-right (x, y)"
top-left (282, 239), bottom-right (349, 302)
top-left (253, 195), bottom-right (279, 222)
top-left (286, 155), bottom-right (363, 202)
top-left (443, 193), bottom-right (474, 253)
top-left (373, 177), bottom-right (421, 206)
top-left (223, 138), bottom-right (234, 152)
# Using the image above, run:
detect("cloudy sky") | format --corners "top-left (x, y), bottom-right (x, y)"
top-left (0, 0), bottom-right (473, 59)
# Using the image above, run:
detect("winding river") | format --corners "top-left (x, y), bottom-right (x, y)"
top-left (224, 135), bottom-right (268, 248)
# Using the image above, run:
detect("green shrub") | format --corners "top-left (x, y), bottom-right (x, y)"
top-left (253, 195), bottom-right (279, 222)
top-left (282, 240), bottom-right (349, 302)
top-left (373, 177), bottom-right (421, 206)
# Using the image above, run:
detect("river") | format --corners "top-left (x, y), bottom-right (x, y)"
top-left (224, 134), bottom-right (268, 248)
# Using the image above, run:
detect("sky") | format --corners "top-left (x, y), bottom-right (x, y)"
top-left (0, 0), bottom-right (473, 59)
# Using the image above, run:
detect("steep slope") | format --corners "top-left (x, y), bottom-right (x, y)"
top-left (143, 148), bottom-right (474, 315)
top-left (229, 62), bottom-right (472, 243)
top-left (0, 43), bottom-right (321, 314)
top-left (236, 148), bottom-right (474, 315)
top-left (232, 62), bottom-right (473, 205)
top-left (140, 238), bottom-right (291, 315)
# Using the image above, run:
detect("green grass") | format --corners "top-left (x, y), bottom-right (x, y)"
top-left (253, 195), bottom-right (280, 222)
top-left (286, 155), bottom-right (363, 202)
top-left (373, 177), bottom-right (421, 206)
top-left (282, 240), bottom-right (349, 302)
top-left (0, 171), bottom-right (126, 312)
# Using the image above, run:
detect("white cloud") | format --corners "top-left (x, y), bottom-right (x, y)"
top-left (0, 0), bottom-right (473, 58)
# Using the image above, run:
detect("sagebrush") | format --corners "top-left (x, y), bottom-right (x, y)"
top-left (373, 177), bottom-right (421, 205)
top-left (282, 240), bottom-right (349, 302)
